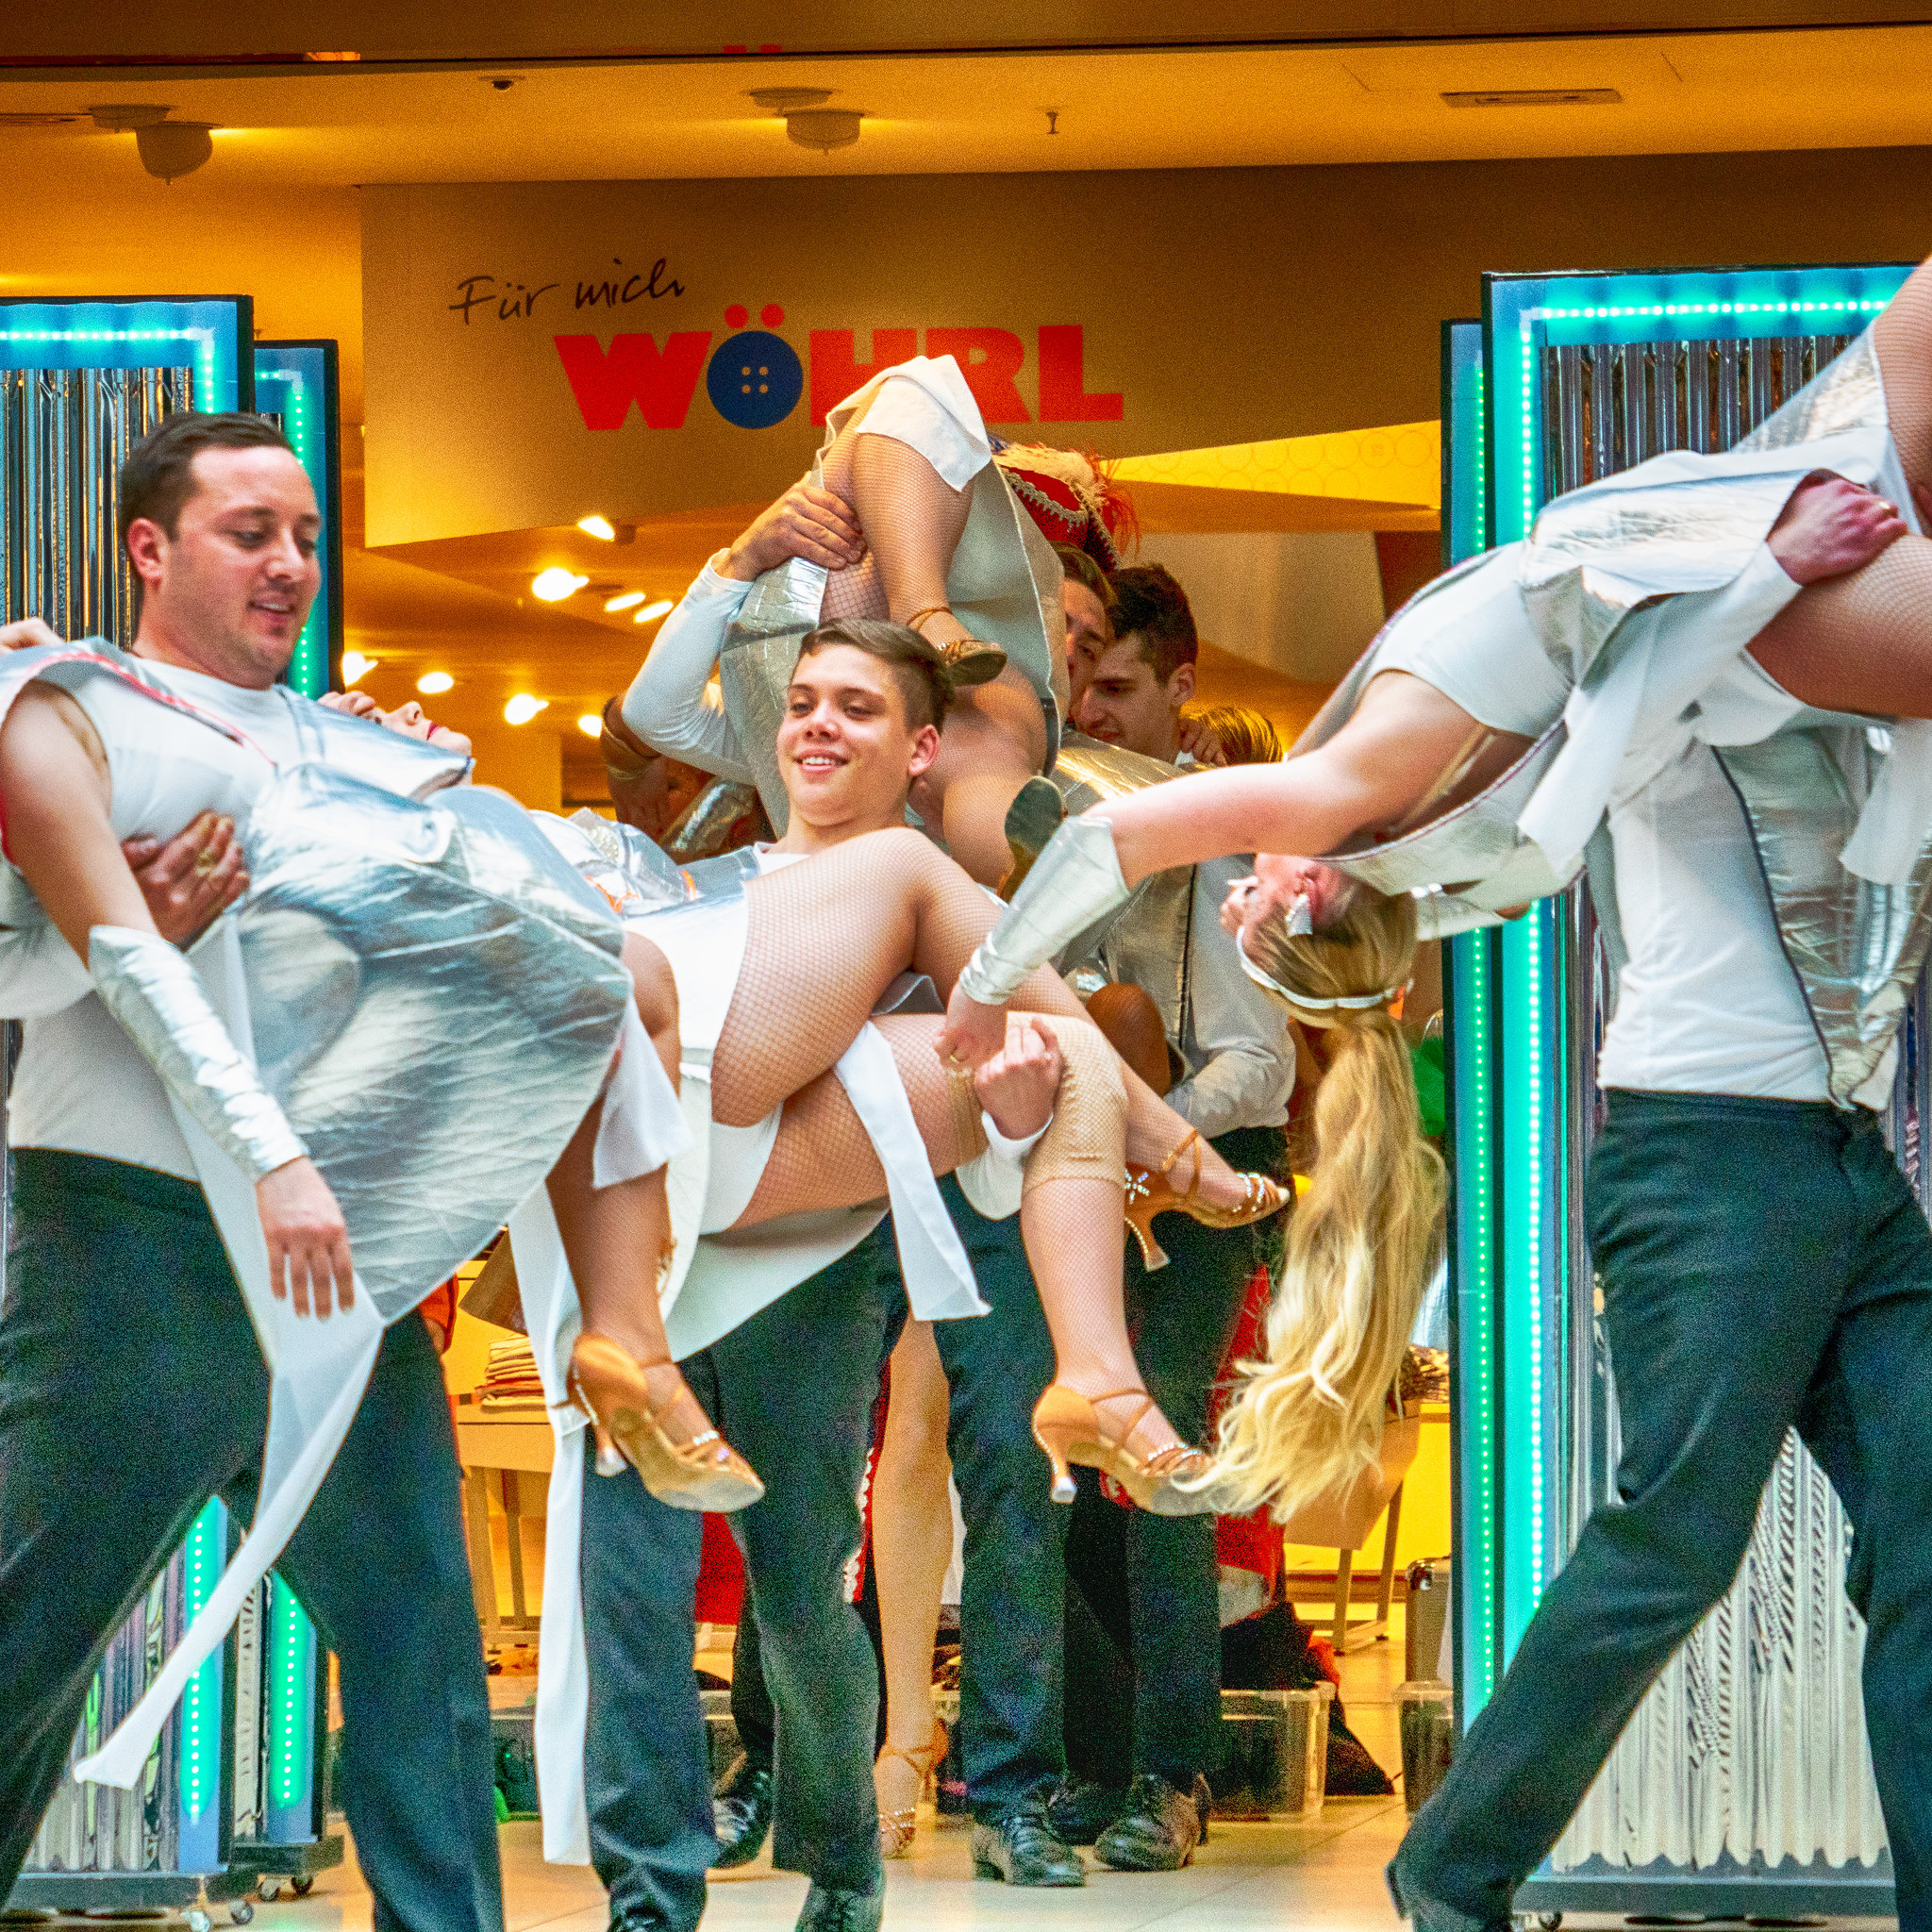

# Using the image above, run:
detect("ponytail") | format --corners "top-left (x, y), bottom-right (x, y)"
top-left (1211, 888), bottom-right (1444, 1522)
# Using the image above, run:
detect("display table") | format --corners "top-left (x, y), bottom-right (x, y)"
top-left (456, 1408), bottom-right (551, 1643)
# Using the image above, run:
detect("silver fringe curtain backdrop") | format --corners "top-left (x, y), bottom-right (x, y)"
top-left (0, 364), bottom-right (194, 647)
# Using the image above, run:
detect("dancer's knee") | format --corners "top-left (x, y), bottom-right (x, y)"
top-left (1026, 1016), bottom-right (1126, 1195)
top-left (623, 933), bottom-right (678, 1041)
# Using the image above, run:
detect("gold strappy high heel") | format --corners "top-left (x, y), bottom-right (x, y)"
top-left (903, 604), bottom-right (1008, 687)
top-left (875, 1718), bottom-right (948, 1858)
top-left (1124, 1127), bottom-right (1291, 1271)
top-left (566, 1333), bottom-right (765, 1513)
top-left (1031, 1385), bottom-right (1216, 1517)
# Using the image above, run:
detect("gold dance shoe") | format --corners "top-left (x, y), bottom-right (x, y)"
top-left (1124, 1127), bottom-right (1291, 1271)
top-left (1031, 1385), bottom-right (1216, 1517)
top-left (566, 1333), bottom-right (764, 1513)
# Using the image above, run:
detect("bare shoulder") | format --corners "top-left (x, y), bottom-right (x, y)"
top-left (0, 679), bottom-right (108, 782)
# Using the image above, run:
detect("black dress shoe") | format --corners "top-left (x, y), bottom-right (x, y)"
top-left (710, 1753), bottom-right (774, 1870)
top-left (1043, 1774), bottom-right (1125, 1847)
top-left (1093, 1772), bottom-right (1209, 1873)
top-left (969, 1801), bottom-right (1086, 1887)
top-left (794, 1868), bottom-right (885, 1932)
top-left (1385, 1853), bottom-right (1513, 1932)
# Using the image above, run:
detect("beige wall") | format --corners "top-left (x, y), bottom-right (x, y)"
top-left (361, 148), bottom-right (1932, 543)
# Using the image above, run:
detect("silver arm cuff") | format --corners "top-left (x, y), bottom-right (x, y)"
top-left (957, 815), bottom-right (1129, 1007)
top-left (90, 925), bottom-right (307, 1183)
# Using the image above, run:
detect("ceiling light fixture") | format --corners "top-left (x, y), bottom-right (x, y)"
top-left (576, 514), bottom-right (617, 541)
top-left (605, 591), bottom-right (645, 612)
top-left (531, 567), bottom-right (589, 602)
top-left (748, 87), bottom-right (866, 154)
top-left (576, 713), bottom-right (604, 739)
top-left (416, 670), bottom-right (455, 693)
top-left (635, 599), bottom-right (676, 624)
top-left (89, 105), bottom-right (218, 181)
top-left (341, 651), bottom-right (375, 684)
top-left (505, 694), bottom-right (549, 725)
top-left (1441, 88), bottom-right (1622, 108)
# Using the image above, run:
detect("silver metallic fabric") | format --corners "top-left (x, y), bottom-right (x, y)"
top-left (958, 813), bottom-right (1128, 1008)
top-left (719, 453), bottom-right (1066, 833)
top-left (90, 924), bottom-right (308, 1183)
top-left (663, 775), bottom-right (767, 860)
top-left (234, 768), bottom-right (634, 1321)
top-left (1716, 725), bottom-right (1932, 1106)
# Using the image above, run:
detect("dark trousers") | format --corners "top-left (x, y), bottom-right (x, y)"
top-left (1062, 1123), bottom-right (1283, 1792)
top-left (926, 1176), bottom-right (1070, 1819)
top-left (0, 1152), bottom-right (500, 1932)
top-left (580, 1457), bottom-right (712, 1932)
top-left (1403, 1091), bottom-right (1932, 1929)
top-left (684, 1224), bottom-right (904, 1892)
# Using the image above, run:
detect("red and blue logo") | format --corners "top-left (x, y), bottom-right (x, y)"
top-left (556, 307), bottom-right (1122, 433)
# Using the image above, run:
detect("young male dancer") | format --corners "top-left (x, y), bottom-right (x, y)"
top-left (607, 483), bottom-right (1087, 1930)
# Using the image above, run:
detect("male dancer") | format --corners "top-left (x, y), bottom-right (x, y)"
top-left (620, 486), bottom-right (1088, 1913)
top-left (1050, 563), bottom-right (1293, 1870)
top-left (0, 414), bottom-right (501, 1930)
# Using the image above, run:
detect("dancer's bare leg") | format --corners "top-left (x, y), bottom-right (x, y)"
top-left (545, 936), bottom-right (724, 1457)
top-left (710, 827), bottom-right (1250, 1208)
top-left (730, 1011), bottom-right (1190, 1467)
top-left (872, 1320), bottom-right (954, 1850)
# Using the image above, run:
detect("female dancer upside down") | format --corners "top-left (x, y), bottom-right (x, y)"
top-left (935, 250), bottom-right (1932, 1524)
top-left (556, 823), bottom-right (1288, 1520)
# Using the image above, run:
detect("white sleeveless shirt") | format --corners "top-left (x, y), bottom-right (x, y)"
top-left (8, 663), bottom-right (302, 1178)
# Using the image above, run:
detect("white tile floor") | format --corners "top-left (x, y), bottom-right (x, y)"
top-left (236, 1615), bottom-right (1895, 1932)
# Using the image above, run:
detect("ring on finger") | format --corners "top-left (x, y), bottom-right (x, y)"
top-left (194, 850), bottom-right (219, 875)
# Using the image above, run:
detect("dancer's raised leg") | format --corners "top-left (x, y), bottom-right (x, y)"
top-left (711, 827), bottom-right (1266, 1217)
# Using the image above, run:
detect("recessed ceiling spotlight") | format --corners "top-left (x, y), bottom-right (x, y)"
top-left (505, 694), bottom-right (549, 725)
top-left (483, 74), bottom-right (525, 91)
top-left (341, 651), bottom-right (375, 684)
top-left (576, 514), bottom-right (617, 541)
top-left (635, 599), bottom-right (675, 624)
top-left (605, 591), bottom-right (645, 612)
top-left (416, 670), bottom-right (455, 693)
top-left (1441, 88), bottom-right (1621, 108)
top-left (576, 713), bottom-right (604, 738)
top-left (531, 567), bottom-right (588, 602)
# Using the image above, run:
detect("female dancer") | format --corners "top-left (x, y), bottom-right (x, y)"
top-left (937, 257), bottom-right (1932, 1520)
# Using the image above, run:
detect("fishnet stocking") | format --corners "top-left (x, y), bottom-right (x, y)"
top-left (817, 394), bottom-right (976, 651)
top-left (1874, 252), bottom-right (1932, 497)
top-left (710, 826), bottom-right (1247, 1205)
top-left (730, 1008), bottom-right (1177, 1453)
top-left (1751, 534), bottom-right (1932, 718)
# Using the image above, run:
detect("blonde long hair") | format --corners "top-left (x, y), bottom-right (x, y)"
top-left (1212, 885), bottom-right (1444, 1523)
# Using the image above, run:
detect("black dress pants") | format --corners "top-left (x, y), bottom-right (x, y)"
top-left (579, 1458), bottom-right (712, 1932)
top-left (1062, 1123), bottom-right (1284, 1793)
top-left (683, 1224), bottom-right (904, 1892)
top-left (925, 1176), bottom-right (1070, 1819)
top-left (0, 1152), bottom-right (501, 1932)
top-left (1401, 1091), bottom-right (1932, 1930)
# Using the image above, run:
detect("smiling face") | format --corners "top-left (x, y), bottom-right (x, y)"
top-left (127, 445), bottom-right (321, 689)
top-left (1221, 853), bottom-right (1355, 961)
top-left (777, 641), bottom-right (940, 841)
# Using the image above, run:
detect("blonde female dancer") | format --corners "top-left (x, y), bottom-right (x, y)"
top-left (939, 254), bottom-right (1932, 1523)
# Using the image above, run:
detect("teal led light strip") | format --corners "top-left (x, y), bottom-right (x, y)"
top-left (181, 1500), bottom-right (223, 1822)
top-left (256, 362), bottom-right (326, 697)
top-left (269, 1577), bottom-right (311, 1812)
top-left (0, 299), bottom-right (247, 413)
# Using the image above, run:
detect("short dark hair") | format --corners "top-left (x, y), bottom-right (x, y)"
top-left (795, 618), bottom-right (955, 731)
top-left (1108, 564), bottom-right (1197, 685)
top-left (1054, 542), bottom-right (1118, 614)
top-left (118, 411), bottom-right (295, 554)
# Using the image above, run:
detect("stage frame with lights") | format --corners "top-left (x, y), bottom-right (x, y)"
top-left (1441, 263), bottom-right (1925, 1923)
